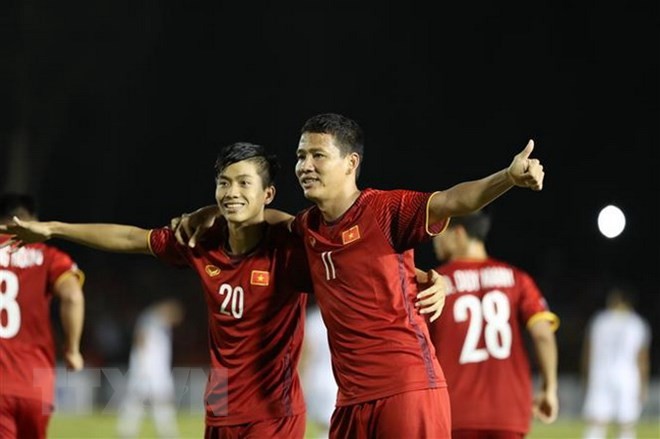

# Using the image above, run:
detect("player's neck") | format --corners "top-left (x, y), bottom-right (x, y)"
top-left (454, 242), bottom-right (488, 260)
top-left (317, 187), bottom-right (361, 222)
top-left (225, 221), bottom-right (266, 255)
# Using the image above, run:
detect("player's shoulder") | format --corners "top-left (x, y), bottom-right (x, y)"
top-left (31, 241), bottom-right (72, 260)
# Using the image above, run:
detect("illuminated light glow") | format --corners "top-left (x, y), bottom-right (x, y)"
top-left (597, 205), bottom-right (626, 238)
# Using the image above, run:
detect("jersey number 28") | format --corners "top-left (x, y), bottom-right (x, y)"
top-left (454, 290), bottom-right (512, 364)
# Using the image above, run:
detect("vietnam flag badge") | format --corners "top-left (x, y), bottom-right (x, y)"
top-left (250, 270), bottom-right (270, 286)
top-left (341, 225), bottom-right (361, 245)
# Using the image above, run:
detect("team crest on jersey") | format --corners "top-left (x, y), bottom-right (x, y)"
top-left (205, 265), bottom-right (221, 277)
top-left (341, 225), bottom-right (361, 245)
top-left (250, 270), bottom-right (269, 286)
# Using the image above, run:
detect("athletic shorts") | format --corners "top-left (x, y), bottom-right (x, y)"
top-left (0, 395), bottom-right (53, 439)
top-left (204, 413), bottom-right (306, 439)
top-left (583, 378), bottom-right (643, 424)
top-left (453, 429), bottom-right (525, 439)
top-left (329, 387), bottom-right (451, 439)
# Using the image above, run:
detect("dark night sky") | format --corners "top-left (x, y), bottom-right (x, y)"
top-left (1, 1), bottom-right (658, 372)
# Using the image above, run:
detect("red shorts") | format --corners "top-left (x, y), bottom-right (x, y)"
top-left (204, 414), bottom-right (306, 439)
top-left (330, 388), bottom-right (451, 439)
top-left (453, 430), bottom-right (525, 439)
top-left (0, 395), bottom-right (53, 439)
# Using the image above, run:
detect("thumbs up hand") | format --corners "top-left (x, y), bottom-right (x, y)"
top-left (507, 139), bottom-right (544, 191)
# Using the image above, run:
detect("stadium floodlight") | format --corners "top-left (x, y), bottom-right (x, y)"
top-left (597, 204), bottom-right (626, 239)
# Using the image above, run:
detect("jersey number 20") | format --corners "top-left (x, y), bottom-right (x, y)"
top-left (0, 270), bottom-right (21, 338)
top-left (454, 290), bottom-right (512, 364)
top-left (218, 283), bottom-right (244, 319)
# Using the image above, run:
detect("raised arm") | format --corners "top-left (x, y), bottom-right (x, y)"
top-left (528, 319), bottom-right (559, 424)
top-left (54, 274), bottom-right (85, 371)
top-left (0, 217), bottom-right (151, 254)
top-left (428, 140), bottom-right (544, 224)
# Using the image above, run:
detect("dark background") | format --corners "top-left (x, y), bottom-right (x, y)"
top-left (1, 1), bottom-right (658, 374)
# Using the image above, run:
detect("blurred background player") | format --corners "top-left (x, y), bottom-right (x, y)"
top-left (428, 210), bottom-right (559, 439)
top-left (581, 286), bottom-right (651, 439)
top-left (300, 299), bottom-right (337, 438)
top-left (0, 193), bottom-right (85, 439)
top-left (116, 297), bottom-right (184, 439)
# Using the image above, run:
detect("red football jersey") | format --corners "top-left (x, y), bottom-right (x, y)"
top-left (291, 188), bottom-right (448, 406)
top-left (0, 241), bottom-right (84, 405)
top-left (428, 257), bottom-right (558, 433)
top-left (149, 221), bottom-right (310, 426)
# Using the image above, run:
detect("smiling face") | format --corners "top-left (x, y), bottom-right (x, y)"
top-left (215, 159), bottom-right (275, 226)
top-left (295, 132), bottom-right (359, 204)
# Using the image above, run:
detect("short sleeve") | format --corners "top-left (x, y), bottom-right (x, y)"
top-left (148, 227), bottom-right (190, 268)
top-left (48, 248), bottom-right (85, 289)
top-left (518, 271), bottom-right (559, 331)
top-left (372, 189), bottom-right (449, 252)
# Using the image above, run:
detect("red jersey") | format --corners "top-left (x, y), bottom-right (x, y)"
top-left (0, 241), bottom-right (84, 405)
top-left (149, 221), bottom-right (309, 426)
top-left (291, 188), bottom-right (448, 406)
top-left (428, 257), bottom-right (559, 433)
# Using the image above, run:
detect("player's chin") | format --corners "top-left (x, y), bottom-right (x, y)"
top-left (301, 187), bottom-right (321, 201)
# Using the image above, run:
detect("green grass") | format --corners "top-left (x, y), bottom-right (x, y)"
top-left (48, 413), bottom-right (659, 438)
top-left (528, 419), bottom-right (660, 439)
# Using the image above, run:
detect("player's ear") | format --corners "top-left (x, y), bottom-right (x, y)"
top-left (346, 152), bottom-right (360, 175)
top-left (264, 185), bottom-right (276, 205)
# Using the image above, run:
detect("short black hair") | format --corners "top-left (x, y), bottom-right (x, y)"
top-left (607, 284), bottom-right (638, 308)
top-left (301, 113), bottom-right (365, 161)
top-left (214, 142), bottom-right (280, 188)
top-left (448, 210), bottom-right (491, 242)
top-left (0, 193), bottom-right (37, 220)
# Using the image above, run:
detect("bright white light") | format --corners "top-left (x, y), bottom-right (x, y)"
top-left (597, 205), bottom-right (626, 238)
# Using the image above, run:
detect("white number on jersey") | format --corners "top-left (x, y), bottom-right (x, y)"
top-left (453, 290), bottom-right (512, 364)
top-left (321, 251), bottom-right (336, 280)
top-left (218, 283), bottom-right (244, 319)
top-left (0, 270), bottom-right (21, 338)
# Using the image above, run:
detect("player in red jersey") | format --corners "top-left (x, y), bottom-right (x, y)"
top-left (0, 144), bottom-right (312, 438)
top-left (0, 193), bottom-right (85, 439)
top-left (428, 210), bottom-right (559, 439)
top-left (171, 113), bottom-right (546, 438)
top-left (2, 142), bottom-right (446, 439)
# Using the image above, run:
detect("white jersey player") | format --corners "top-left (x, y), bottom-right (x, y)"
top-left (582, 287), bottom-right (651, 439)
top-left (117, 298), bottom-right (184, 439)
top-left (301, 303), bottom-right (337, 438)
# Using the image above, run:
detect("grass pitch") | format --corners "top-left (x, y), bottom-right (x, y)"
top-left (48, 412), bottom-right (659, 438)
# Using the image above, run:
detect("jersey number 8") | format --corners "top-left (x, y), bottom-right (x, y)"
top-left (0, 270), bottom-right (21, 339)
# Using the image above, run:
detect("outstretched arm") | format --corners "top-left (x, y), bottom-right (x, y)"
top-left (529, 319), bottom-right (559, 424)
top-left (170, 206), bottom-right (294, 247)
top-left (54, 274), bottom-right (85, 371)
top-left (428, 140), bottom-right (544, 224)
top-left (0, 217), bottom-right (151, 254)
